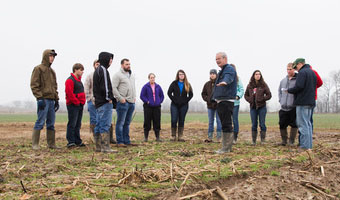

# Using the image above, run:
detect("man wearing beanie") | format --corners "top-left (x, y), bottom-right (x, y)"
top-left (288, 58), bottom-right (316, 150)
top-left (30, 49), bottom-right (60, 150)
top-left (93, 52), bottom-right (117, 153)
top-left (201, 69), bottom-right (222, 143)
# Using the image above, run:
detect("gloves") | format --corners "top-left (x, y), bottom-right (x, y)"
top-left (37, 99), bottom-right (46, 110)
top-left (54, 100), bottom-right (59, 112)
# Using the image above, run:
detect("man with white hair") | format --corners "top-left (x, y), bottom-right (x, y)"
top-left (212, 52), bottom-right (237, 154)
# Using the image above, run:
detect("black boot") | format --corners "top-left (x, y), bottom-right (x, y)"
top-left (155, 131), bottom-right (162, 142)
top-left (170, 127), bottom-right (176, 141)
top-left (289, 128), bottom-right (298, 146)
top-left (280, 129), bottom-right (288, 146)
top-left (252, 131), bottom-right (257, 146)
top-left (144, 130), bottom-right (149, 142)
top-left (260, 131), bottom-right (266, 144)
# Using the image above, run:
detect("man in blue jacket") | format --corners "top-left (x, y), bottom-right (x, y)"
top-left (212, 52), bottom-right (237, 154)
top-left (288, 58), bottom-right (316, 150)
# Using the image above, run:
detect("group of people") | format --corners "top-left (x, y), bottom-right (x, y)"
top-left (30, 49), bottom-right (321, 154)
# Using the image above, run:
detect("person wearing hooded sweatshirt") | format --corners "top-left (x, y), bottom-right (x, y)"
top-left (93, 52), bottom-right (117, 153)
top-left (288, 58), bottom-right (316, 150)
top-left (201, 69), bottom-right (222, 143)
top-left (140, 73), bottom-right (164, 142)
top-left (112, 58), bottom-right (137, 147)
top-left (30, 49), bottom-right (59, 150)
top-left (278, 63), bottom-right (298, 146)
top-left (65, 63), bottom-right (86, 148)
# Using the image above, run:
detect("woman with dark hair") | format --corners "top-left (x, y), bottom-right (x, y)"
top-left (167, 70), bottom-right (193, 141)
top-left (244, 70), bottom-right (272, 145)
top-left (140, 73), bottom-right (164, 142)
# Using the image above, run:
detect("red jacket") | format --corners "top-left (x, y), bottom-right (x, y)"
top-left (311, 66), bottom-right (323, 100)
top-left (65, 73), bottom-right (86, 106)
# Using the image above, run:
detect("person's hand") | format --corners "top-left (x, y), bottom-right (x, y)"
top-left (281, 88), bottom-right (288, 94)
top-left (54, 100), bottom-right (59, 112)
top-left (216, 82), bottom-right (227, 86)
top-left (236, 96), bottom-right (240, 100)
top-left (37, 99), bottom-right (46, 110)
top-left (120, 98), bottom-right (126, 104)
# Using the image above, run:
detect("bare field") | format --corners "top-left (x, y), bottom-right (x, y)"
top-left (1, 122), bottom-right (340, 199)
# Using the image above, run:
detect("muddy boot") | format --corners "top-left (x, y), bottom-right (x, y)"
top-left (280, 129), bottom-right (288, 146)
top-left (216, 132), bottom-right (233, 154)
top-left (233, 132), bottom-right (238, 144)
top-left (144, 130), bottom-right (149, 142)
top-left (109, 124), bottom-right (116, 144)
top-left (94, 134), bottom-right (102, 152)
top-left (32, 129), bottom-right (41, 150)
top-left (101, 133), bottom-right (117, 153)
top-left (47, 129), bottom-right (59, 149)
top-left (289, 128), bottom-right (298, 146)
top-left (89, 124), bottom-right (95, 144)
top-left (170, 127), bottom-right (177, 141)
top-left (178, 127), bottom-right (185, 142)
top-left (155, 131), bottom-right (162, 142)
top-left (251, 131), bottom-right (257, 146)
top-left (260, 131), bottom-right (266, 144)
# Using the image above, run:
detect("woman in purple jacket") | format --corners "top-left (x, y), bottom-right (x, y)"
top-left (140, 73), bottom-right (165, 142)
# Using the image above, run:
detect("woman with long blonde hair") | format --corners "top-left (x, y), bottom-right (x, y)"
top-left (167, 69), bottom-right (193, 141)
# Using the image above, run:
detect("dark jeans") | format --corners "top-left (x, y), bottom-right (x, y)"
top-left (232, 105), bottom-right (240, 133)
top-left (217, 101), bottom-right (234, 133)
top-left (279, 108), bottom-right (297, 129)
top-left (170, 103), bottom-right (188, 128)
top-left (143, 104), bottom-right (161, 132)
top-left (66, 104), bottom-right (83, 145)
top-left (250, 106), bottom-right (267, 132)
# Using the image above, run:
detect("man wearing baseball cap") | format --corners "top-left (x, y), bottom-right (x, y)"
top-left (288, 58), bottom-right (316, 150)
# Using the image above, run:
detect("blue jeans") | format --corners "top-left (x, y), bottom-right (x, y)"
top-left (34, 99), bottom-right (56, 131)
top-left (115, 102), bottom-right (135, 144)
top-left (233, 105), bottom-right (240, 133)
top-left (207, 108), bottom-right (222, 139)
top-left (94, 102), bottom-right (112, 135)
top-left (87, 100), bottom-right (97, 125)
top-left (170, 103), bottom-right (188, 128)
top-left (250, 106), bottom-right (267, 132)
top-left (66, 104), bottom-right (83, 145)
top-left (296, 106), bottom-right (313, 149)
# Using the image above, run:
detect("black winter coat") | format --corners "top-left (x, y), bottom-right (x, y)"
top-left (167, 81), bottom-right (193, 107)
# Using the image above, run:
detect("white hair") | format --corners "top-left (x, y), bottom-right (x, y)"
top-left (216, 52), bottom-right (227, 59)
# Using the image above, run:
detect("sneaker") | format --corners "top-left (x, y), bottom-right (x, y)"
top-left (67, 143), bottom-right (76, 148)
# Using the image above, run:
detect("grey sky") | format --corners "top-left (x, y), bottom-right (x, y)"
top-left (1, 0), bottom-right (339, 110)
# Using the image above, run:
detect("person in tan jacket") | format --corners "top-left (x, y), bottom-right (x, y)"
top-left (30, 49), bottom-right (60, 150)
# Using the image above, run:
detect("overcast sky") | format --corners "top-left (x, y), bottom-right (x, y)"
top-left (1, 0), bottom-right (339, 110)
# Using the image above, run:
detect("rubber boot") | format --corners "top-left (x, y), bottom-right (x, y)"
top-left (94, 134), bottom-right (102, 152)
top-left (252, 131), bottom-right (257, 146)
top-left (178, 127), bottom-right (185, 142)
top-left (170, 127), bottom-right (177, 141)
top-left (260, 131), bottom-right (266, 144)
top-left (289, 128), bottom-right (298, 146)
top-left (155, 130), bottom-right (162, 142)
top-left (101, 133), bottom-right (117, 153)
top-left (215, 132), bottom-right (233, 154)
top-left (233, 132), bottom-right (238, 144)
top-left (144, 130), bottom-right (149, 142)
top-left (109, 124), bottom-right (117, 144)
top-left (89, 124), bottom-right (95, 144)
top-left (280, 129), bottom-right (288, 146)
top-left (47, 129), bottom-right (59, 149)
top-left (32, 129), bottom-right (41, 150)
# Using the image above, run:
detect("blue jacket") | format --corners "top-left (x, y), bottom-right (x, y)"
top-left (140, 82), bottom-right (164, 107)
top-left (234, 79), bottom-right (244, 106)
top-left (288, 64), bottom-right (316, 106)
top-left (212, 64), bottom-right (237, 101)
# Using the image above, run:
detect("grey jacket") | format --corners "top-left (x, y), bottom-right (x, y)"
top-left (112, 68), bottom-right (136, 103)
top-left (278, 74), bottom-right (297, 111)
top-left (84, 71), bottom-right (95, 102)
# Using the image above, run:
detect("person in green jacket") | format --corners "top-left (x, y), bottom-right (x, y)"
top-left (230, 64), bottom-right (244, 144)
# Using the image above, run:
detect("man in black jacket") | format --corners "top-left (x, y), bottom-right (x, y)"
top-left (93, 52), bottom-right (117, 153)
top-left (288, 58), bottom-right (316, 150)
